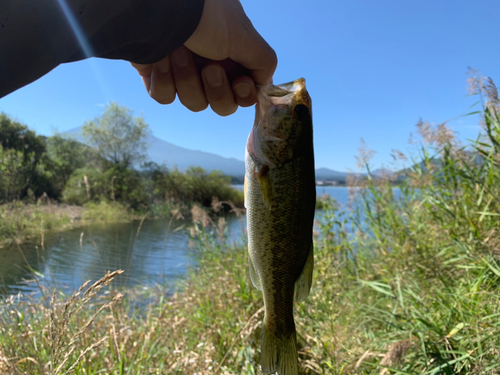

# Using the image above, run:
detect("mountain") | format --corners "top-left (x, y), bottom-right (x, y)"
top-left (66, 127), bottom-right (246, 176)
top-left (145, 134), bottom-right (246, 176)
top-left (66, 127), bottom-right (356, 179)
top-left (315, 168), bottom-right (350, 181)
top-left (371, 168), bottom-right (394, 176)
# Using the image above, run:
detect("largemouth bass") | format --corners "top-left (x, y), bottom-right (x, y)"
top-left (245, 78), bottom-right (316, 375)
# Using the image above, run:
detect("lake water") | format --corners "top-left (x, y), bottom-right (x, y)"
top-left (0, 186), bottom-right (352, 297)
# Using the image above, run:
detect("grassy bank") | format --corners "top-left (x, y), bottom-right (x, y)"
top-left (0, 201), bottom-right (132, 248)
top-left (0, 178), bottom-right (244, 248)
top-left (2, 75), bottom-right (500, 374)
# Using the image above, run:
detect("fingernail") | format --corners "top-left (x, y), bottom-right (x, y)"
top-left (205, 65), bottom-right (223, 88)
top-left (234, 83), bottom-right (251, 98)
top-left (172, 48), bottom-right (190, 68)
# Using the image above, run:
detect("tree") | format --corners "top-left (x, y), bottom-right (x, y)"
top-left (46, 133), bottom-right (97, 194)
top-left (81, 103), bottom-right (150, 169)
top-left (0, 146), bottom-right (25, 202)
top-left (0, 113), bottom-right (54, 200)
top-left (0, 113), bottom-right (46, 163)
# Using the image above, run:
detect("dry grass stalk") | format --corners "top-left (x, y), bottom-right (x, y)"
top-left (40, 213), bottom-right (44, 249)
top-left (127, 212), bottom-right (150, 272)
top-left (191, 199), bottom-right (243, 242)
top-left (356, 138), bottom-right (376, 170)
top-left (191, 204), bottom-right (212, 228)
top-left (391, 149), bottom-right (407, 162)
top-left (83, 175), bottom-right (90, 202)
top-left (48, 270), bottom-right (124, 374)
top-left (346, 173), bottom-right (363, 208)
top-left (467, 68), bottom-right (500, 129)
top-left (354, 350), bottom-right (377, 370)
top-left (171, 207), bottom-right (183, 220)
top-left (484, 77), bottom-right (499, 105)
top-left (217, 217), bottom-right (226, 243)
top-left (466, 67), bottom-right (486, 97)
top-left (214, 306), bottom-right (264, 373)
top-left (379, 339), bottom-right (415, 374)
top-left (416, 119), bottom-right (458, 149)
top-left (0, 348), bottom-right (8, 373)
top-left (211, 196), bottom-right (245, 218)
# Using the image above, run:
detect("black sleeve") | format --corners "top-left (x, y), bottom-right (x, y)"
top-left (0, 0), bottom-right (205, 98)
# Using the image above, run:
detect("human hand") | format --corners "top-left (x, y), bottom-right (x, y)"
top-left (131, 0), bottom-right (277, 116)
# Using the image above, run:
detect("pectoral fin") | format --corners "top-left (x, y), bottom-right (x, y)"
top-left (294, 244), bottom-right (314, 303)
top-left (256, 166), bottom-right (273, 210)
top-left (248, 255), bottom-right (262, 290)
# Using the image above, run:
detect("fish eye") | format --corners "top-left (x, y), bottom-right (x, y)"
top-left (292, 104), bottom-right (309, 120)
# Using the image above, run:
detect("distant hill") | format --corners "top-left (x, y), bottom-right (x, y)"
top-left (65, 127), bottom-right (357, 180)
top-left (66, 127), bottom-right (246, 177)
top-left (371, 168), bottom-right (394, 177)
top-left (145, 134), bottom-right (246, 177)
top-left (315, 168), bottom-right (349, 181)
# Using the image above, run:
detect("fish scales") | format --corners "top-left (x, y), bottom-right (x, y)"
top-left (245, 78), bottom-right (316, 375)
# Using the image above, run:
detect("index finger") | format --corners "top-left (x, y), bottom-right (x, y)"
top-left (230, 33), bottom-right (277, 86)
top-left (130, 62), bottom-right (153, 78)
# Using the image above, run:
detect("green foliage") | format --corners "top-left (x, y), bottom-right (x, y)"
top-left (62, 165), bottom-right (148, 209)
top-left (0, 113), bottom-right (46, 163)
top-left (0, 202), bottom-right (77, 246)
top-left (298, 75), bottom-right (500, 373)
top-left (81, 102), bottom-right (150, 168)
top-left (0, 113), bottom-right (54, 201)
top-left (0, 107), bottom-right (242, 217)
top-left (0, 146), bottom-right (25, 202)
top-left (45, 133), bottom-right (97, 196)
top-left (154, 165), bottom-right (244, 208)
top-left (0, 201), bottom-right (134, 247)
top-left (60, 162), bottom-right (243, 214)
top-left (62, 167), bottom-right (109, 205)
top-left (81, 201), bottom-right (131, 222)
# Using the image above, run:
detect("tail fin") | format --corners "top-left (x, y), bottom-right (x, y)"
top-left (261, 324), bottom-right (299, 375)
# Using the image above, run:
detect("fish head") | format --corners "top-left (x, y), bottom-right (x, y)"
top-left (248, 78), bottom-right (312, 169)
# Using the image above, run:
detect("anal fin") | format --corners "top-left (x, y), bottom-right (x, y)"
top-left (248, 255), bottom-right (262, 290)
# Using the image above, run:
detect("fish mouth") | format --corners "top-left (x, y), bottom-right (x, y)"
top-left (258, 78), bottom-right (306, 97)
top-left (257, 78), bottom-right (308, 106)
top-left (249, 78), bottom-right (308, 169)
top-left (274, 78), bottom-right (306, 93)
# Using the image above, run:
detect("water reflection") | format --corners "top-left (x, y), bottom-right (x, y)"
top-left (1, 215), bottom-right (245, 297)
top-left (0, 186), bottom-right (351, 297)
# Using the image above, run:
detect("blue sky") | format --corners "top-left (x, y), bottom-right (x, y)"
top-left (1, 0), bottom-right (499, 172)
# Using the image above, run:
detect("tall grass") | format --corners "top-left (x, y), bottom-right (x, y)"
top-left (2, 73), bottom-right (500, 374)
top-left (0, 202), bottom-right (78, 247)
top-left (0, 200), bottom-right (132, 248)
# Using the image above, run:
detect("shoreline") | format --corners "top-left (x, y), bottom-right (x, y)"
top-left (0, 201), bottom-right (133, 249)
